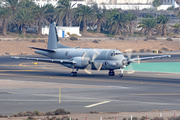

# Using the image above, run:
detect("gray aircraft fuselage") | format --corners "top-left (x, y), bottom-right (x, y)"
top-left (35, 48), bottom-right (125, 70)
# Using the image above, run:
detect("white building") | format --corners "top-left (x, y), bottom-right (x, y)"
top-left (31, 0), bottom-right (179, 10)
top-left (42, 26), bottom-right (81, 37)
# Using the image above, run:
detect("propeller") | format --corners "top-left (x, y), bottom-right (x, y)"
top-left (82, 50), bottom-right (102, 74)
top-left (124, 49), bottom-right (141, 74)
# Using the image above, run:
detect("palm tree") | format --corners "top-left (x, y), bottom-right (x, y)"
top-left (152, 0), bottom-right (161, 10)
top-left (0, 0), bottom-right (19, 35)
top-left (4, 0), bottom-right (18, 14)
top-left (172, 23), bottom-right (180, 34)
top-left (14, 8), bottom-right (34, 36)
top-left (157, 15), bottom-right (169, 36)
top-left (43, 4), bottom-right (55, 22)
top-left (106, 9), bottom-right (127, 35)
top-left (0, 7), bottom-right (11, 35)
top-left (18, 0), bottom-right (37, 10)
top-left (138, 18), bottom-right (157, 36)
top-left (126, 12), bottom-right (137, 35)
top-left (54, 0), bottom-right (75, 26)
top-left (93, 13), bottom-right (105, 33)
top-left (33, 6), bottom-right (50, 36)
top-left (74, 5), bottom-right (94, 32)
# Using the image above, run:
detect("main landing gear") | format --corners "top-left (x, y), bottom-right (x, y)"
top-left (71, 68), bottom-right (78, 76)
top-left (108, 70), bottom-right (115, 76)
top-left (71, 72), bottom-right (77, 76)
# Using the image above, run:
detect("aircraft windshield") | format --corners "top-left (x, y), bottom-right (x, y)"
top-left (111, 52), bottom-right (122, 56)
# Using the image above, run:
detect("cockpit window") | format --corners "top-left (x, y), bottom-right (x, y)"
top-left (111, 52), bottom-right (122, 56)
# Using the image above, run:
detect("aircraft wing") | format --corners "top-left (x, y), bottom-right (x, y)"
top-left (129, 55), bottom-right (171, 62)
top-left (11, 56), bottom-right (75, 64)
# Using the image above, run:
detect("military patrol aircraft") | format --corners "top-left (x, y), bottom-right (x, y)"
top-left (12, 22), bottom-right (171, 77)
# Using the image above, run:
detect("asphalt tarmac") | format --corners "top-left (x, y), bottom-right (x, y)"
top-left (0, 54), bottom-right (180, 116)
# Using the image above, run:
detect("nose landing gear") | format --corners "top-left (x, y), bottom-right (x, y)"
top-left (119, 69), bottom-right (124, 78)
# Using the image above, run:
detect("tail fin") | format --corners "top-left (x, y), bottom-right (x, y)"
top-left (47, 22), bottom-right (58, 49)
top-left (48, 22), bottom-right (71, 49)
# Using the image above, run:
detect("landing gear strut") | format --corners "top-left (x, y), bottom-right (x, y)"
top-left (108, 70), bottom-right (115, 76)
top-left (71, 68), bottom-right (78, 76)
top-left (119, 69), bottom-right (124, 78)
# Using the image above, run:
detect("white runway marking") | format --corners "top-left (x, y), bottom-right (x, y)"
top-left (84, 101), bottom-right (111, 108)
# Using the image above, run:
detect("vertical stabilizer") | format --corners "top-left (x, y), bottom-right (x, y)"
top-left (47, 22), bottom-right (58, 49)
top-left (47, 22), bottom-right (71, 49)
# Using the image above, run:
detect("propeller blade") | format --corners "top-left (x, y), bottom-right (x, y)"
top-left (84, 64), bottom-right (92, 74)
top-left (127, 64), bottom-right (135, 74)
top-left (92, 50), bottom-right (100, 61)
top-left (125, 49), bottom-right (132, 60)
top-left (82, 52), bottom-right (90, 60)
top-left (94, 62), bottom-right (102, 71)
top-left (137, 55), bottom-right (140, 64)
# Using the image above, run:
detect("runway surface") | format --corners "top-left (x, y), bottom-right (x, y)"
top-left (0, 54), bottom-right (180, 116)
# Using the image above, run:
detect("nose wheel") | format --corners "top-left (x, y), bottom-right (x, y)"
top-left (108, 70), bottom-right (115, 76)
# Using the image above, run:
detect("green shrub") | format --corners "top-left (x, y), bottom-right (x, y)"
top-left (119, 37), bottom-right (125, 40)
top-left (54, 108), bottom-right (70, 115)
top-left (31, 39), bottom-right (37, 43)
top-left (33, 111), bottom-right (40, 116)
top-left (27, 116), bottom-right (35, 120)
top-left (0, 115), bottom-right (8, 118)
top-left (140, 116), bottom-right (146, 120)
top-left (70, 36), bottom-right (78, 41)
top-left (166, 37), bottom-right (173, 41)
top-left (62, 116), bottom-right (70, 120)
top-left (45, 111), bottom-right (55, 116)
top-left (167, 6), bottom-right (174, 10)
top-left (92, 40), bottom-right (99, 43)
top-left (17, 112), bottom-right (24, 117)
top-left (133, 117), bottom-right (138, 120)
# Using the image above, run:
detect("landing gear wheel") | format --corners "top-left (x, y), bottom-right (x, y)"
top-left (119, 74), bottom-right (123, 78)
top-left (71, 72), bottom-right (77, 76)
top-left (108, 70), bottom-right (115, 76)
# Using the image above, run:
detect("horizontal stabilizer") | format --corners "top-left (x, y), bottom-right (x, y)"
top-left (29, 47), bottom-right (56, 52)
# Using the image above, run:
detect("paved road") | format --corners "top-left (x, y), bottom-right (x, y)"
top-left (0, 55), bottom-right (180, 116)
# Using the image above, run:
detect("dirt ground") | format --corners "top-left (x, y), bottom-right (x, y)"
top-left (0, 111), bottom-right (180, 120)
top-left (0, 38), bottom-right (180, 55)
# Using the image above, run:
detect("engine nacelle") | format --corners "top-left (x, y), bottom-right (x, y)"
top-left (72, 57), bottom-right (90, 67)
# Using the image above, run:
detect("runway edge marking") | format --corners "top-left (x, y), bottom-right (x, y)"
top-left (84, 101), bottom-right (111, 108)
